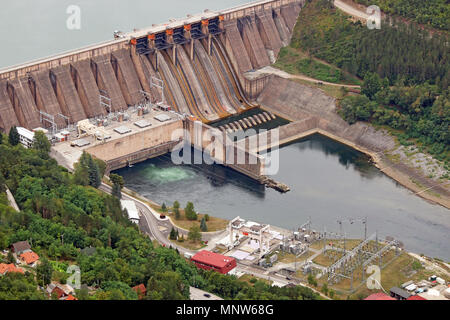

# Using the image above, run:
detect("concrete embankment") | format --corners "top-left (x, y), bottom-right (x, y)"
top-left (256, 76), bottom-right (450, 208)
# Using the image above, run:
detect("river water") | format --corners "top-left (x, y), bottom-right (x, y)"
top-left (115, 134), bottom-right (450, 260)
top-left (0, 0), bottom-right (250, 69)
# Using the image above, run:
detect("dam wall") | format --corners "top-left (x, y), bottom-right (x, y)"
top-left (85, 117), bottom-right (265, 180)
top-left (0, 0), bottom-right (304, 133)
top-left (86, 119), bottom-right (184, 172)
top-left (257, 76), bottom-right (396, 153)
top-left (184, 118), bottom-right (265, 179)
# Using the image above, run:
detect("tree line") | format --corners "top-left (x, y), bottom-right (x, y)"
top-left (354, 0), bottom-right (450, 31)
top-left (294, 1), bottom-right (449, 89)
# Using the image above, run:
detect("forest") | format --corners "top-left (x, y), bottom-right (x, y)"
top-left (353, 0), bottom-right (450, 30)
top-left (289, 0), bottom-right (449, 163)
top-left (0, 133), bottom-right (320, 300)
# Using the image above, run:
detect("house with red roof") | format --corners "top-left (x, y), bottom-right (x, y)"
top-left (47, 282), bottom-right (76, 300)
top-left (132, 284), bottom-right (147, 299)
top-left (19, 251), bottom-right (39, 266)
top-left (407, 295), bottom-right (427, 300)
top-left (0, 263), bottom-right (24, 276)
top-left (191, 250), bottom-right (236, 274)
top-left (364, 292), bottom-right (396, 300)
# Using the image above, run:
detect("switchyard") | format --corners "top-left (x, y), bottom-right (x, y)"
top-left (208, 214), bottom-right (404, 295)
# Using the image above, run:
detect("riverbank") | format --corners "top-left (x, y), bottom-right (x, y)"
top-left (314, 130), bottom-right (450, 209)
top-left (257, 76), bottom-right (450, 209)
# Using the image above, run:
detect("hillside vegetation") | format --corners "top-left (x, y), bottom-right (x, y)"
top-left (284, 0), bottom-right (449, 164)
top-left (0, 134), bottom-right (320, 300)
top-left (354, 0), bottom-right (450, 31)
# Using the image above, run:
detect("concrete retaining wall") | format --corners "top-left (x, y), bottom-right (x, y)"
top-left (86, 120), bottom-right (184, 163)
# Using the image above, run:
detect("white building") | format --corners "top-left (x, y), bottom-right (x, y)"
top-left (17, 127), bottom-right (34, 148)
top-left (120, 200), bottom-right (140, 224)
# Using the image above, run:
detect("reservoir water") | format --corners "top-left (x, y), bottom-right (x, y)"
top-left (115, 134), bottom-right (450, 260)
top-left (0, 0), bottom-right (250, 68)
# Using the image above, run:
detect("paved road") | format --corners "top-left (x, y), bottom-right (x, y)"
top-left (189, 287), bottom-right (223, 300)
top-left (334, 0), bottom-right (369, 20)
top-left (100, 183), bottom-right (193, 256)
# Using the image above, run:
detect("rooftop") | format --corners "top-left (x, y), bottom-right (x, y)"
top-left (114, 125), bottom-right (132, 134)
top-left (17, 127), bottom-right (34, 140)
top-left (132, 284), bottom-right (147, 298)
top-left (0, 263), bottom-right (24, 275)
top-left (407, 295), bottom-right (427, 300)
top-left (134, 119), bottom-right (152, 128)
top-left (192, 250), bottom-right (235, 268)
top-left (364, 292), bottom-right (396, 301)
top-left (120, 200), bottom-right (140, 221)
top-left (154, 114), bottom-right (171, 122)
top-left (390, 287), bottom-right (411, 299)
top-left (20, 251), bottom-right (40, 265)
top-left (12, 241), bottom-right (31, 253)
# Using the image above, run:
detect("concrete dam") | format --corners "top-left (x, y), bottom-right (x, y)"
top-left (0, 0), bottom-right (303, 133)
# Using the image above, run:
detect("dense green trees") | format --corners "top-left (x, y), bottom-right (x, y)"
top-left (200, 217), bottom-right (208, 232)
top-left (74, 152), bottom-right (103, 188)
top-left (0, 172), bottom-right (5, 193)
top-left (188, 225), bottom-right (202, 242)
top-left (32, 131), bottom-right (51, 158)
top-left (36, 257), bottom-right (54, 286)
top-left (110, 173), bottom-right (124, 199)
top-left (8, 126), bottom-right (19, 146)
top-left (354, 0), bottom-right (450, 30)
top-left (173, 200), bottom-right (181, 220)
top-left (99, 281), bottom-right (138, 300)
top-left (184, 201), bottom-right (197, 221)
top-left (361, 72), bottom-right (384, 100)
top-left (292, 1), bottom-right (449, 162)
top-left (339, 95), bottom-right (378, 124)
top-left (293, 1), bottom-right (449, 89)
top-left (146, 271), bottom-right (188, 300)
top-left (0, 136), bottom-right (320, 301)
top-left (339, 82), bottom-right (449, 161)
top-left (0, 273), bottom-right (45, 300)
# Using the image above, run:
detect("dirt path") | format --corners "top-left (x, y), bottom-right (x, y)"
top-left (248, 66), bottom-right (361, 88)
top-left (334, 0), bottom-right (369, 20)
top-left (408, 252), bottom-right (450, 277)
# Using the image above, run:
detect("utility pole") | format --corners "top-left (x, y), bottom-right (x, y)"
top-left (364, 217), bottom-right (367, 240)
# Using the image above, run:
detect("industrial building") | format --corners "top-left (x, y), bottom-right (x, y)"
top-left (16, 127), bottom-right (35, 148)
top-left (120, 200), bottom-right (140, 224)
top-left (191, 250), bottom-right (236, 274)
